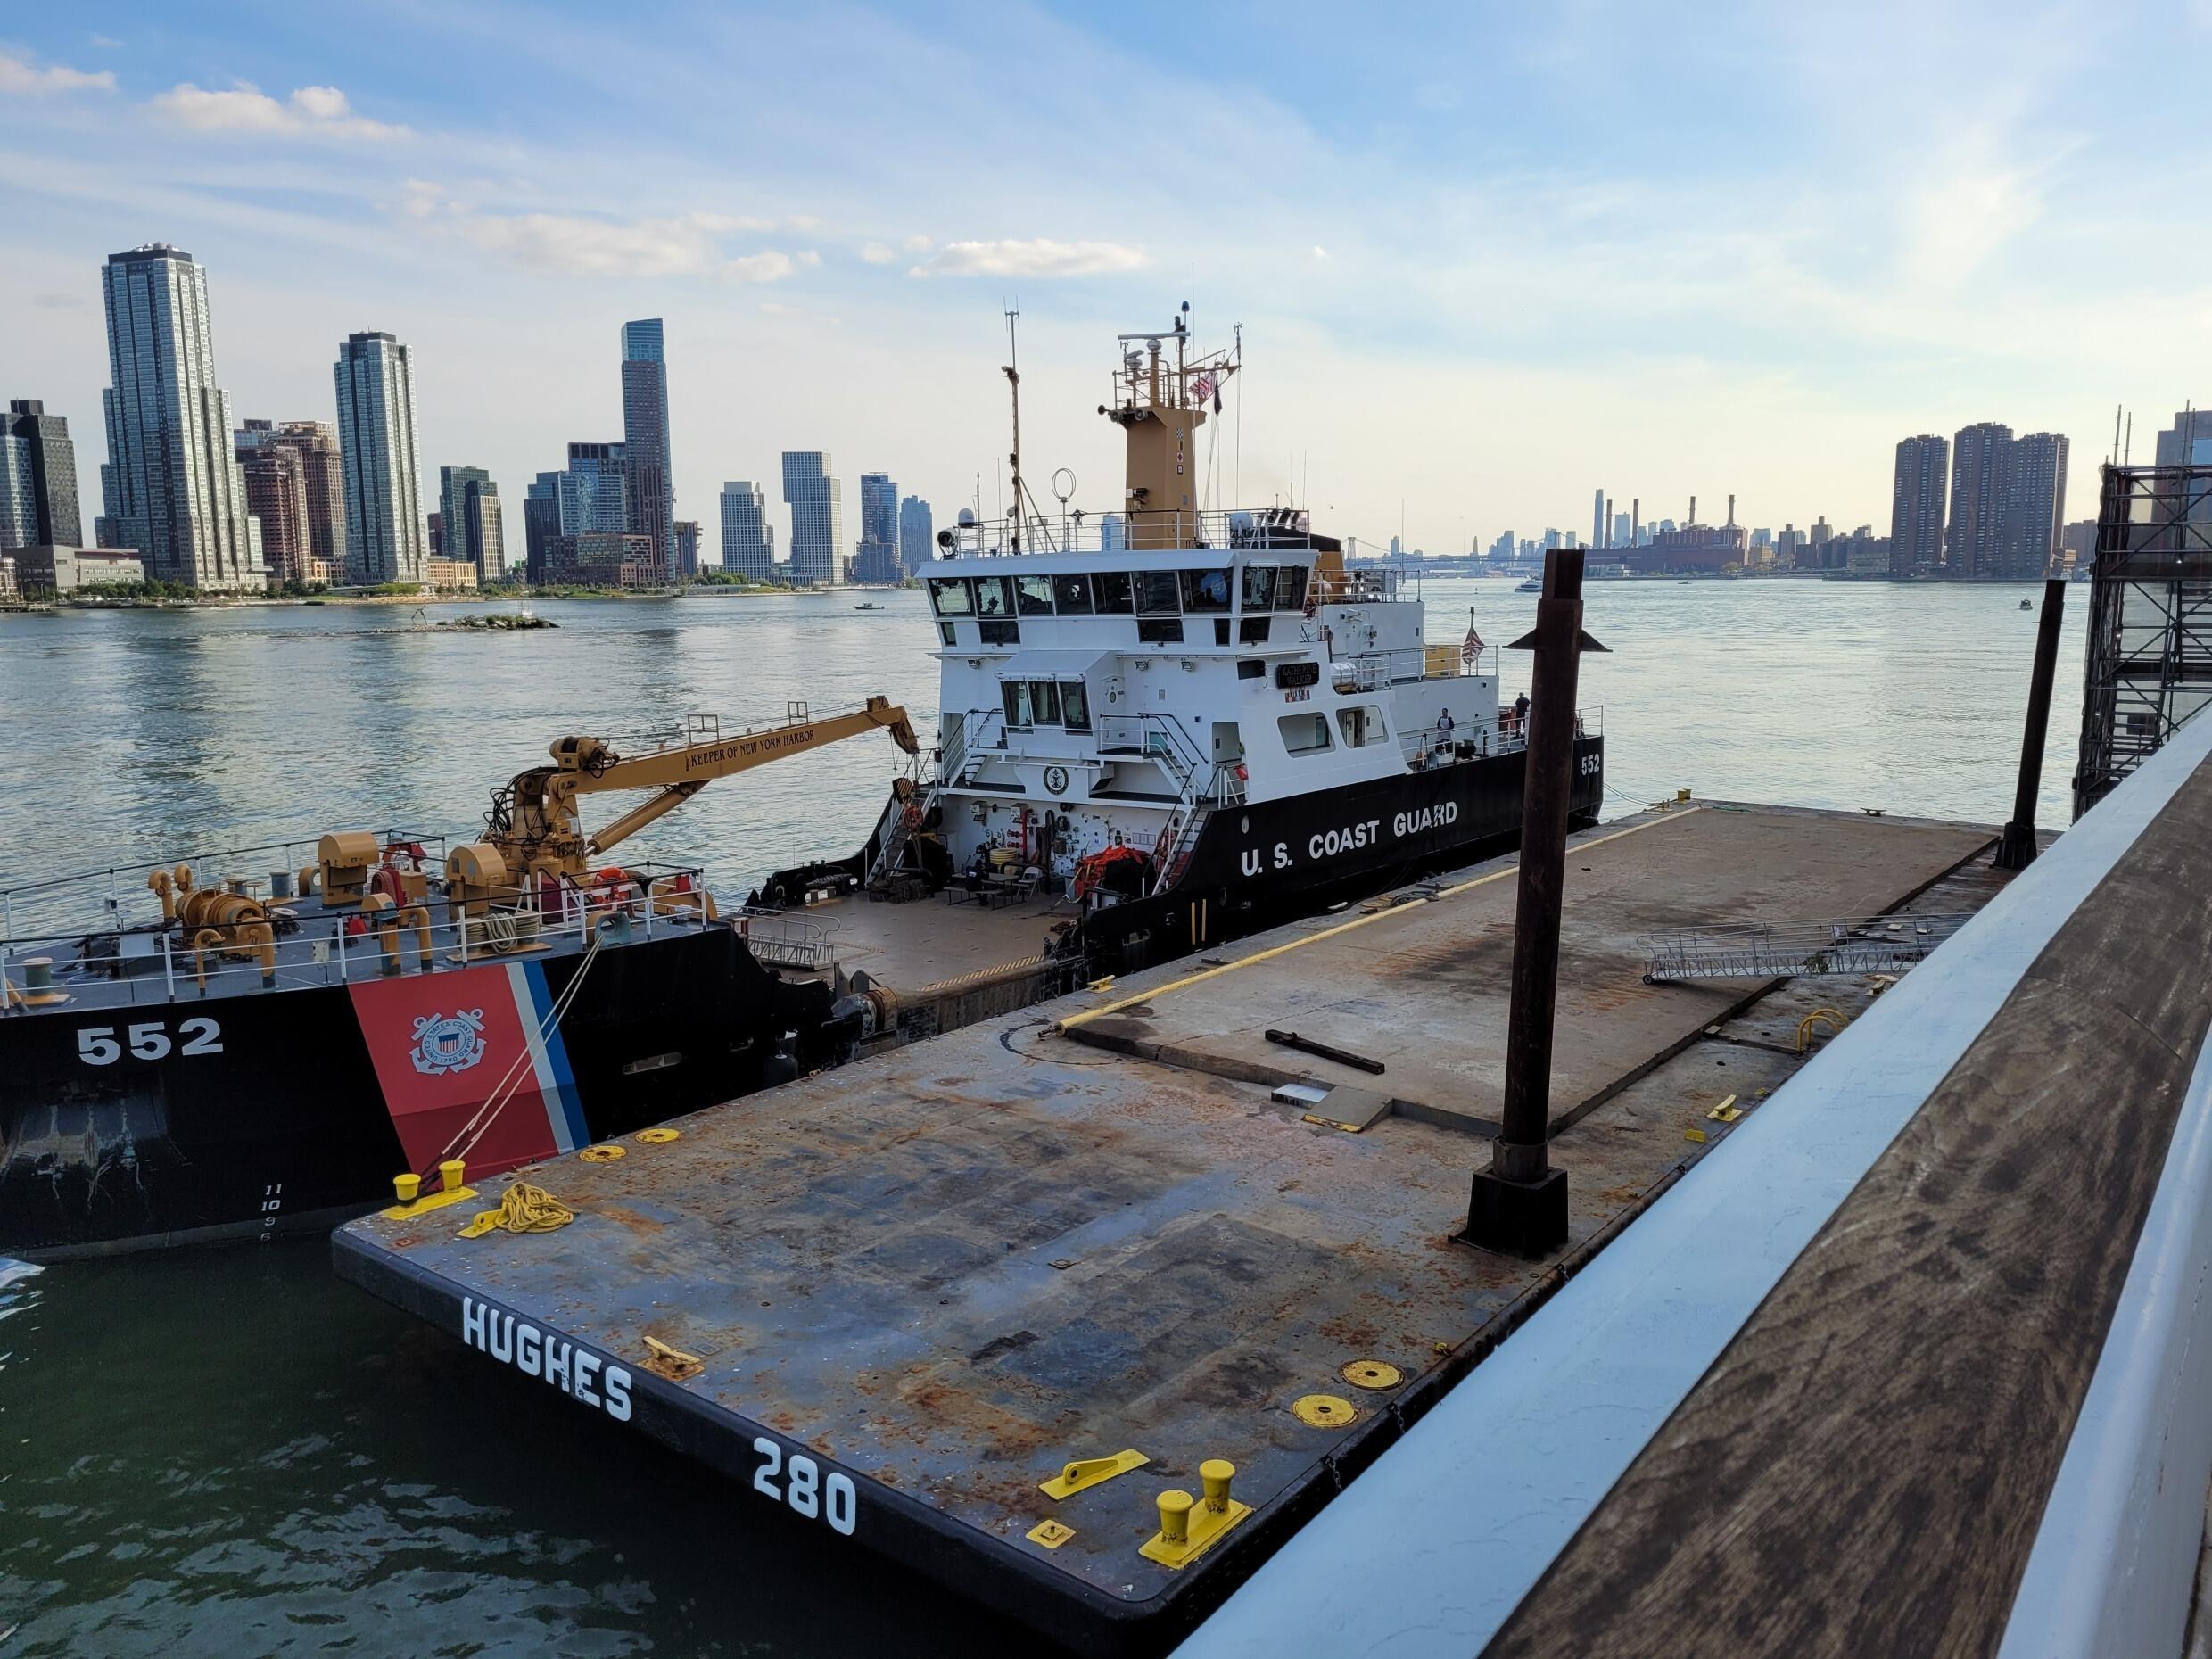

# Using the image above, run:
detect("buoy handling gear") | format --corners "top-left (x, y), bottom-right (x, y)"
top-left (478, 697), bottom-right (920, 893)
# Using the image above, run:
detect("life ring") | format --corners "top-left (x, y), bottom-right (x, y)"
top-left (903, 802), bottom-right (924, 830)
top-left (383, 840), bottom-right (426, 870)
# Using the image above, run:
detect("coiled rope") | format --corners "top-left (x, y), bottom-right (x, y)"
top-left (458, 1181), bottom-right (574, 1238)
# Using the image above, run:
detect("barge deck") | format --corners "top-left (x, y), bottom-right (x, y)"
top-left (333, 798), bottom-right (2013, 1655)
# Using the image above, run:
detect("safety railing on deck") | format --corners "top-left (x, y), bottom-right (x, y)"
top-left (734, 907), bottom-right (838, 971)
top-left (0, 862), bottom-right (716, 1012)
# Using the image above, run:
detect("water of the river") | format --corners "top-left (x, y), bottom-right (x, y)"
top-left (0, 578), bottom-right (2085, 1655)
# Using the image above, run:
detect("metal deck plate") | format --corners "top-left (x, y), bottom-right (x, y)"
top-left (333, 804), bottom-right (1999, 1655)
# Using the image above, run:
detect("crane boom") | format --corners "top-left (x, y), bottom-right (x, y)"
top-left (484, 696), bottom-right (919, 879)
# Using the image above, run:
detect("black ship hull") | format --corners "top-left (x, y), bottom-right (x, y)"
top-left (0, 927), bottom-right (838, 1260)
top-left (1069, 735), bottom-right (1605, 968)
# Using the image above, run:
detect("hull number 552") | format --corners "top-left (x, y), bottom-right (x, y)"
top-left (77, 1018), bottom-right (225, 1064)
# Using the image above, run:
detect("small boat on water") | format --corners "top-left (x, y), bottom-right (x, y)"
top-left (853, 601), bottom-right (883, 611)
top-left (2020, 598), bottom-right (2035, 610)
top-left (1516, 577), bottom-right (1543, 592)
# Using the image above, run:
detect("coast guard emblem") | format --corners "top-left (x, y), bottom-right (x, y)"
top-left (410, 1009), bottom-right (489, 1076)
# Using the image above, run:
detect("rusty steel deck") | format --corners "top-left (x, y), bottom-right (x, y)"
top-left (332, 801), bottom-right (2008, 1655)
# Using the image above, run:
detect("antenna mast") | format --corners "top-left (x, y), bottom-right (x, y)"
top-left (1003, 303), bottom-right (1024, 555)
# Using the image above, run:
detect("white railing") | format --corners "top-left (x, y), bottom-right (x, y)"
top-left (735, 907), bottom-right (837, 970)
top-left (0, 864), bottom-right (716, 1012)
top-left (934, 506), bottom-right (1325, 559)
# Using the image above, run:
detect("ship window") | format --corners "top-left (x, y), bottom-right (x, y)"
top-left (1279, 713), bottom-right (1333, 755)
top-left (1054, 574), bottom-right (1094, 612)
top-left (1277, 565), bottom-right (1310, 611)
top-left (1241, 565), bottom-right (1276, 611)
top-left (1135, 571), bottom-right (1182, 615)
top-left (937, 622), bottom-right (957, 648)
top-left (1137, 617), bottom-right (1184, 645)
top-left (1239, 616), bottom-right (1271, 644)
top-left (975, 575), bottom-right (1016, 618)
top-left (1336, 704), bottom-right (1389, 747)
top-left (1061, 680), bottom-right (1091, 730)
top-left (929, 576), bottom-right (974, 616)
top-left (1094, 571), bottom-right (1135, 611)
top-left (1181, 568), bottom-right (1232, 612)
top-left (1016, 575), bottom-right (1055, 615)
top-left (1214, 619), bottom-right (1231, 646)
top-left (979, 618), bottom-right (1019, 646)
top-left (1002, 681), bottom-right (1033, 728)
top-left (1028, 680), bottom-right (1061, 725)
top-left (1237, 659), bottom-right (1266, 681)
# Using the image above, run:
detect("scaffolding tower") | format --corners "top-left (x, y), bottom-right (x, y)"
top-left (2072, 460), bottom-right (2212, 819)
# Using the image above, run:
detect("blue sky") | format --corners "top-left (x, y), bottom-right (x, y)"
top-left (4, 1), bottom-right (2208, 554)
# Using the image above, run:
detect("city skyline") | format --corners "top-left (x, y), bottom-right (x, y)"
top-left (4, 6), bottom-right (2202, 558)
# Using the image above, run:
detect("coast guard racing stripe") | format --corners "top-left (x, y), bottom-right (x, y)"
top-left (349, 961), bottom-right (584, 1176)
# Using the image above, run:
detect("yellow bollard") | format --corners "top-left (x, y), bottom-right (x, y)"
top-left (1156, 1490), bottom-right (1194, 1546)
top-left (393, 1172), bottom-right (421, 1204)
top-left (1201, 1459), bottom-right (1234, 1514)
top-left (440, 1159), bottom-right (466, 1193)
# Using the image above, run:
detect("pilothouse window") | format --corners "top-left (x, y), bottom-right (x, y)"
top-left (929, 577), bottom-right (974, 616)
top-left (1054, 574), bottom-right (1095, 613)
top-left (1135, 571), bottom-right (1181, 615)
top-left (1016, 575), bottom-right (1054, 615)
top-left (1028, 681), bottom-right (1061, 725)
top-left (1061, 680), bottom-right (1091, 730)
top-left (1278, 565), bottom-right (1310, 612)
top-left (1181, 569), bottom-right (1232, 613)
top-left (1095, 571), bottom-right (1135, 612)
top-left (1241, 565), bottom-right (1276, 612)
top-left (1001, 681), bottom-right (1034, 729)
top-left (976, 576), bottom-right (1016, 618)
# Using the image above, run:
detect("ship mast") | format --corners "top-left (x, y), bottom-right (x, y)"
top-left (1003, 303), bottom-right (1023, 555)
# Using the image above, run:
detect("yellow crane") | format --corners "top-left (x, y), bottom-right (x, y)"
top-left (485, 697), bottom-right (919, 880)
top-left (312, 698), bottom-right (919, 929)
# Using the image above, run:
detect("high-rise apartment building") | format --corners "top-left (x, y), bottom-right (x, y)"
top-left (1946, 422), bottom-right (2013, 578)
top-left (334, 332), bottom-right (427, 584)
top-left (524, 474), bottom-right (562, 585)
top-left (99, 244), bottom-right (260, 588)
top-left (2153, 409), bottom-right (2211, 468)
top-left (4, 400), bottom-right (83, 548)
top-left (438, 465), bottom-right (505, 579)
top-left (619, 319), bottom-right (674, 578)
top-left (2002, 433), bottom-right (2068, 578)
top-left (559, 442), bottom-right (627, 535)
top-left (0, 433), bottom-right (37, 549)
top-left (1101, 514), bottom-right (1125, 552)
top-left (235, 420), bottom-right (317, 583)
top-left (898, 494), bottom-right (934, 574)
top-left (854, 472), bottom-right (899, 583)
top-left (1889, 433), bottom-right (1949, 576)
top-left (719, 481), bottom-right (774, 581)
top-left (780, 452), bottom-right (842, 586)
top-left (1590, 488), bottom-right (1605, 551)
top-left (673, 519), bottom-right (699, 579)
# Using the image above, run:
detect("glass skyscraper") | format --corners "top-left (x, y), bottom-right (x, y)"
top-left (720, 481), bottom-right (774, 582)
top-left (854, 471), bottom-right (899, 583)
top-left (99, 244), bottom-right (261, 589)
top-left (898, 493), bottom-right (934, 574)
top-left (438, 465), bottom-right (506, 580)
top-left (620, 319), bottom-right (675, 579)
top-left (559, 442), bottom-right (627, 536)
top-left (780, 452), bottom-right (842, 586)
top-left (334, 331), bottom-right (428, 585)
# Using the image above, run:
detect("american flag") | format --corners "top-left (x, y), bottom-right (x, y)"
top-left (1190, 371), bottom-right (1217, 407)
top-left (1462, 625), bottom-right (1484, 664)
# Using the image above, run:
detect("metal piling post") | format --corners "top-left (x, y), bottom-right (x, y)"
top-left (1996, 578), bottom-right (2068, 871)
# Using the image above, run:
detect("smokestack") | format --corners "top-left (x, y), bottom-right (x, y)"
top-left (1688, 495), bottom-right (1696, 527)
top-left (1727, 493), bottom-right (1735, 529)
top-left (1603, 497), bottom-right (1613, 549)
top-left (1631, 497), bottom-right (1639, 544)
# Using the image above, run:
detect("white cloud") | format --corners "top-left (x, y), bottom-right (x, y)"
top-left (861, 241), bottom-right (896, 264)
top-left (89, 34), bottom-right (125, 49)
top-left (907, 237), bottom-right (1147, 279)
top-left (401, 186), bottom-right (803, 280)
top-left (148, 81), bottom-right (409, 141)
top-left (902, 234), bottom-right (932, 252)
top-left (0, 48), bottom-right (115, 95)
top-left (1312, 244), bottom-right (1329, 260)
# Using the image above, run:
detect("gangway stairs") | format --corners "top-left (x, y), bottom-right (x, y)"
top-left (1641, 914), bottom-right (1971, 984)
